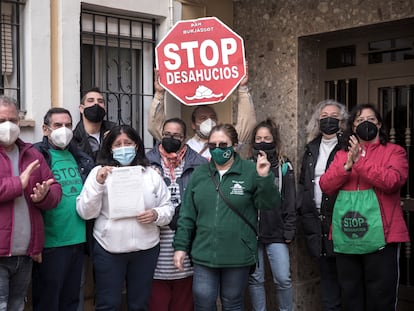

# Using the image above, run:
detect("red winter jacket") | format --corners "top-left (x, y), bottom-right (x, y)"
top-left (320, 140), bottom-right (409, 244)
top-left (0, 139), bottom-right (62, 256)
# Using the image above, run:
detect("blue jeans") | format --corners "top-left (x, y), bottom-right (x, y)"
top-left (248, 243), bottom-right (294, 311)
top-left (0, 256), bottom-right (32, 311)
top-left (32, 244), bottom-right (85, 311)
top-left (193, 263), bottom-right (250, 311)
top-left (93, 241), bottom-right (160, 311)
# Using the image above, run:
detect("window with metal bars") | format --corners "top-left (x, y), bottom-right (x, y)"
top-left (324, 78), bottom-right (357, 110)
top-left (80, 7), bottom-right (157, 144)
top-left (0, 0), bottom-right (24, 109)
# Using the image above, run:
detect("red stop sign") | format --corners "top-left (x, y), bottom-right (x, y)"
top-left (156, 17), bottom-right (246, 106)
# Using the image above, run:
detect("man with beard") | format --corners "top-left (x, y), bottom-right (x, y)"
top-left (148, 68), bottom-right (255, 160)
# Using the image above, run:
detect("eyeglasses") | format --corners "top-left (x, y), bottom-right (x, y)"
top-left (162, 132), bottom-right (184, 140)
top-left (208, 142), bottom-right (229, 150)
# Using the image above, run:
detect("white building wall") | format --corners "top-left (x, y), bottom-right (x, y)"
top-left (19, 0), bottom-right (51, 142)
top-left (19, 0), bottom-right (176, 143)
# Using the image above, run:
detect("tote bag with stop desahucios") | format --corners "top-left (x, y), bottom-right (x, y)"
top-left (332, 188), bottom-right (386, 254)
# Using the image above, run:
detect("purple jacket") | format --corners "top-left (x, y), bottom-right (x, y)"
top-left (0, 139), bottom-right (62, 256)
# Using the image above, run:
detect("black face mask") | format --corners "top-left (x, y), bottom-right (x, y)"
top-left (83, 104), bottom-right (106, 123)
top-left (161, 137), bottom-right (182, 153)
top-left (319, 117), bottom-right (340, 135)
top-left (355, 121), bottom-right (378, 141)
top-left (252, 142), bottom-right (278, 166)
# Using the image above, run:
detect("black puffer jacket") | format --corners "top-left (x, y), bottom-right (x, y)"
top-left (258, 158), bottom-right (296, 244)
top-left (73, 120), bottom-right (116, 162)
top-left (298, 135), bottom-right (340, 258)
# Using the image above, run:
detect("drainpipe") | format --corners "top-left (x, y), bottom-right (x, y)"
top-left (169, 0), bottom-right (174, 28)
top-left (50, 0), bottom-right (59, 107)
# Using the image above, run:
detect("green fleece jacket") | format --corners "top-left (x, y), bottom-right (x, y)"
top-left (173, 154), bottom-right (281, 268)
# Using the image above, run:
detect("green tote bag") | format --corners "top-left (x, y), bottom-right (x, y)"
top-left (332, 188), bottom-right (386, 254)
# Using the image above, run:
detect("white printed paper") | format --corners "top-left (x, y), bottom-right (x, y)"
top-left (107, 166), bottom-right (144, 219)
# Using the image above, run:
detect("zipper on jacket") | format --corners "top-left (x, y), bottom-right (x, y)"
top-left (213, 173), bottom-right (221, 264)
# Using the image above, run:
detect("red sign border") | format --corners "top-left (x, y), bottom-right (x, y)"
top-left (155, 16), bottom-right (246, 106)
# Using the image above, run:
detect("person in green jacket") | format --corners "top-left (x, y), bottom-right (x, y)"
top-left (173, 123), bottom-right (281, 311)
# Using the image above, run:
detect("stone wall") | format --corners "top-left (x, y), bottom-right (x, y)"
top-left (233, 0), bottom-right (414, 310)
top-left (234, 0), bottom-right (414, 164)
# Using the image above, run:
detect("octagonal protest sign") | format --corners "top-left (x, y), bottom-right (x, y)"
top-left (156, 16), bottom-right (246, 106)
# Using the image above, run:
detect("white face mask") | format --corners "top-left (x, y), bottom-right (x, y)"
top-left (50, 126), bottom-right (73, 149)
top-left (0, 121), bottom-right (20, 146)
top-left (199, 118), bottom-right (216, 137)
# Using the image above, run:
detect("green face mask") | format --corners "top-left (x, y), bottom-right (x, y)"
top-left (210, 146), bottom-right (234, 165)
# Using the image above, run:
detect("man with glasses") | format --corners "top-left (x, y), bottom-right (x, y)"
top-left (0, 96), bottom-right (62, 310)
top-left (148, 68), bottom-right (256, 159)
top-left (146, 118), bottom-right (207, 311)
top-left (32, 108), bottom-right (94, 311)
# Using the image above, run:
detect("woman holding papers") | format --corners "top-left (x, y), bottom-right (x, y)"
top-left (76, 125), bottom-right (174, 310)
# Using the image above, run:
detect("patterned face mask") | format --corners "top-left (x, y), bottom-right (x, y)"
top-left (210, 146), bottom-right (234, 165)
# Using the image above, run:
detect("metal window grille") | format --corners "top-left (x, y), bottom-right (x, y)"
top-left (324, 78), bottom-right (357, 110)
top-left (80, 8), bottom-right (157, 139)
top-left (0, 0), bottom-right (24, 108)
top-left (378, 85), bottom-right (414, 288)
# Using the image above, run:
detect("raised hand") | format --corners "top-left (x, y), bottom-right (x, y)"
top-left (344, 135), bottom-right (361, 171)
top-left (96, 166), bottom-right (113, 184)
top-left (20, 159), bottom-right (40, 190)
top-left (239, 61), bottom-right (249, 87)
top-left (30, 178), bottom-right (55, 203)
top-left (154, 69), bottom-right (165, 94)
top-left (256, 150), bottom-right (271, 177)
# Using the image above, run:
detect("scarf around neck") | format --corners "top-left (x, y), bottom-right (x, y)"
top-left (159, 144), bottom-right (188, 181)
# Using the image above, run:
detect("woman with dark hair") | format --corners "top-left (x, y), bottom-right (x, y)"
top-left (76, 125), bottom-right (174, 310)
top-left (96, 124), bottom-right (148, 167)
top-left (320, 104), bottom-right (409, 310)
top-left (173, 123), bottom-right (280, 311)
top-left (248, 118), bottom-right (296, 311)
top-left (146, 117), bottom-right (207, 311)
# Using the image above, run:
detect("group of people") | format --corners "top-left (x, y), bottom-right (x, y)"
top-left (0, 69), bottom-right (409, 311)
top-left (299, 100), bottom-right (409, 311)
